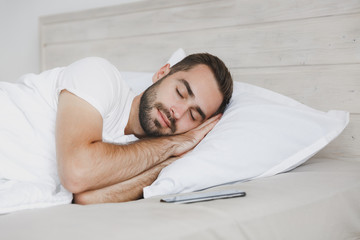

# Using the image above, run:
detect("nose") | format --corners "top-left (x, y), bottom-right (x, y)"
top-left (170, 104), bottom-right (187, 120)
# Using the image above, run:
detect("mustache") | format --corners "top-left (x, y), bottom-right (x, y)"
top-left (154, 103), bottom-right (176, 133)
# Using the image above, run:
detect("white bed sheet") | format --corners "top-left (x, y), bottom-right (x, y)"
top-left (1, 157), bottom-right (359, 240)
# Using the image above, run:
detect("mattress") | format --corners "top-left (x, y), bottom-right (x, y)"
top-left (1, 157), bottom-right (359, 240)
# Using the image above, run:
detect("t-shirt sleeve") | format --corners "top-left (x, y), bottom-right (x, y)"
top-left (56, 57), bottom-right (120, 118)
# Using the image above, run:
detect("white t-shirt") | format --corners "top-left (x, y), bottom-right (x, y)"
top-left (22, 57), bottom-right (137, 144)
top-left (0, 57), bottom-right (136, 212)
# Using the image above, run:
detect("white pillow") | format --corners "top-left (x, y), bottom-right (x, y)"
top-left (142, 81), bottom-right (349, 198)
top-left (120, 71), bottom-right (153, 94)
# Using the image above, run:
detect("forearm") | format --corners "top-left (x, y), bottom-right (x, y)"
top-left (59, 135), bottom-right (178, 193)
top-left (73, 157), bottom-right (177, 204)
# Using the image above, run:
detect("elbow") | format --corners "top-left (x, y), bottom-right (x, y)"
top-left (58, 157), bottom-right (89, 194)
top-left (61, 175), bottom-right (86, 194)
top-left (73, 192), bottom-right (92, 205)
top-left (60, 172), bottom-right (87, 194)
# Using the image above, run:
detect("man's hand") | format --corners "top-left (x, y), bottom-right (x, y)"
top-left (170, 114), bottom-right (222, 157)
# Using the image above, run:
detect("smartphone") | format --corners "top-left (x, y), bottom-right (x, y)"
top-left (160, 189), bottom-right (246, 204)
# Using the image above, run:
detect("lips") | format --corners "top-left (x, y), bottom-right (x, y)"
top-left (158, 109), bottom-right (171, 128)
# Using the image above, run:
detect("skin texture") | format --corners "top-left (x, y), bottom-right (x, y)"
top-left (73, 157), bottom-right (179, 204)
top-left (56, 63), bottom-right (223, 204)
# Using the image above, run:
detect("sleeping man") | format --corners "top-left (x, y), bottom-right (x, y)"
top-left (0, 53), bottom-right (233, 206)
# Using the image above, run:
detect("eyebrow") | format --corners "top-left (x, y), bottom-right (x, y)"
top-left (179, 79), bottom-right (194, 97)
top-left (179, 79), bottom-right (206, 121)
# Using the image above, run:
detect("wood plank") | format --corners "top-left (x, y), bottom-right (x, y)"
top-left (42, 13), bottom-right (360, 71)
top-left (39, 0), bottom-right (214, 24)
top-left (315, 113), bottom-right (360, 160)
top-left (231, 64), bottom-right (360, 113)
top-left (40, 0), bottom-right (360, 44)
top-left (39, 0), bottom-right (215, 69)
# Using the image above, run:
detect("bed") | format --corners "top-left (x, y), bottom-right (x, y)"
top-left (1, 0), bottom-right (360, 239)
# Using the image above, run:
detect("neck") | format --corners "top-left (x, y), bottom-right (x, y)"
top-left (124, 94), bottom-right (146, 138)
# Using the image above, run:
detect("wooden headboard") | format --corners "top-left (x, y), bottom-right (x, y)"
top-left (39, 0), bottom-right (360, 160)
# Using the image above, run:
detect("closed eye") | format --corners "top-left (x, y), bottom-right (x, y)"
top-left (190, 110), bottom-right (196, 121)
top-left (176, 88), bottom-right (184, 98)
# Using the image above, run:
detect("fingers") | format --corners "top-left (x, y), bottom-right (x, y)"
top-left (170, 114), bottom-right (222, 157)
top-left (193, 114), bottom-right (222, 138)
top-left (195, 114), bottom-right (222, 131)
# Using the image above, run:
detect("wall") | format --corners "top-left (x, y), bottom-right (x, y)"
top-left (0, 0), bottom-right (141, 82)
top-left (40, 0), bottom-right (360, 159)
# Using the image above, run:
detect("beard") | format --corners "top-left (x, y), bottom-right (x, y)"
top-left (139, 78), bottom-right (176, 137)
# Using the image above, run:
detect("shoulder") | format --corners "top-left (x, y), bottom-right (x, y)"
top-left (63, 57), bottom-right (122, 85)
top-left (58, 57), bottom-right (126, 118)
top-left (79, 56), bottom-right (112, 65)
top-left (68, 57), bottom-right (116, 71)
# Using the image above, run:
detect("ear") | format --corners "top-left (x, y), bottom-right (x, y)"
top-left (152, 63), bottom-right (170, 83)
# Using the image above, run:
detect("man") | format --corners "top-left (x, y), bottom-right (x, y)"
top-left (1, 53), bottom-right (233, 205)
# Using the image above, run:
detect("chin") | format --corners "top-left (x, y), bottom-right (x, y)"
top-left (155, 128), bottom-right (174, 137)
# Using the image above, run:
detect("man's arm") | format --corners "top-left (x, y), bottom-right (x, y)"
top-left (73, 157), bottom-right (178, 204)
top-left (56, 90), bottom-right (220, 194)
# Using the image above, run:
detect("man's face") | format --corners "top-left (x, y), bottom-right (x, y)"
top-left (139, 64), bottom-right (223, 137)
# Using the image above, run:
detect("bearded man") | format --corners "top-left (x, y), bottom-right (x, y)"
top-left (0, 53), bottom-right (233, 205)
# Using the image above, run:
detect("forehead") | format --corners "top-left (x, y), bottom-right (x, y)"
top-left (171, 64), bottom-right (223, 118)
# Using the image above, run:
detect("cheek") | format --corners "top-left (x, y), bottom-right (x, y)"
top-left (175, 118), bottom-right (200, 134)
top-left (164, 93), bottom-right (178, 104)
top-left (155, 81), bottom-right (176, 101)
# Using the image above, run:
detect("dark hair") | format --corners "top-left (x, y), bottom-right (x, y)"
top-left (168, 53), bottom-right (233, 115)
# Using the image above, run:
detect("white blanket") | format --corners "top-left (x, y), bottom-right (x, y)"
top-left (0, 80), bottom-right (72, 214)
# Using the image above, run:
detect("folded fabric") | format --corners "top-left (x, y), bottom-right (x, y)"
top-left (143, 81), bottom-right (349, 198)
